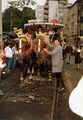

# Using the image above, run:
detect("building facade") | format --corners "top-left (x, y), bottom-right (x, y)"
top-left (66, 0), bottom-right (83, 44)
top-left (36, 0), bottom-right (68, 23)
top-left (48, 0), bottom-right (59, 22)
top-left (77, 0), bottom-right (83, 37)
top-left (58, 0), bottom-right (68, 23)
top-left (66, 2), bottom-right (78, 43)
top-left (44, 0), bottom-right (68, 23)
top-left (35, 5), bottom-right (44, 22)
top-left (44, 0), bottom-right (49, 22)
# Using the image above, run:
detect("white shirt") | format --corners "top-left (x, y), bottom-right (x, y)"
top-left (4, 46), bottom-right (13, 58)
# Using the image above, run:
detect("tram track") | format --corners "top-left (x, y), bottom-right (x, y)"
top-left (0, 83), bottom-right (19, 103)
top-left (51, 91), bottom-right (65, 120)
top-left (0, 73), bottom-right (65, 120)
top-left (50, 80), bottom-right (58, 120)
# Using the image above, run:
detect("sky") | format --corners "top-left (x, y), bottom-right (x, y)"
top-left (2, 0), bottom-right (77, 11)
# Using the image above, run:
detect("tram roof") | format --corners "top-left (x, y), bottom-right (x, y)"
top-left (24, 22), bottom-right (64, 32)
top-left (24, 22), bottom-right (64, 27)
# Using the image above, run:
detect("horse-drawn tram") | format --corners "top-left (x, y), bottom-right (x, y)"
top-left (0, 22), bottom-right (65, 120)
top-left (14, 22), bottom-right (64, 81)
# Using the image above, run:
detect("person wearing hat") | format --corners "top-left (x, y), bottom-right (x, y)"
top-left (50, 27), bottom-right (64, 42)
top-left (50, 27), bottom-right (60, 41)
top-left (43, 36), bottom-right (65, 91)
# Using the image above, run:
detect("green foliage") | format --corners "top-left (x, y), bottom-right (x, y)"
top-left (2, 7), bottom-right (35, 32)
top-left (21, 7), bottom-right (35, 27)
top-left (3, 0), bottom-right (36, 32)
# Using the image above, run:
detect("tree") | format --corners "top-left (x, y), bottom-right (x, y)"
top-left (3, 8), bottom-right (22, 32)
top-left (2, 6), bottom-right (35, 32)
top-left (21, 7), bottom-right (35, 27)
top-left (2, 0), bottom-right (36, 32)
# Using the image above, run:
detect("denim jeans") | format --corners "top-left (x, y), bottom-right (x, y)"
top-left (54, 72), bottom-right (65, 88)
top-left (6, 57), bottom-right (12, 70)
top-left (12, 55), bottom-right (16, 68)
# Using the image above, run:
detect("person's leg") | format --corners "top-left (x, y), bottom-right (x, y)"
top-left (8, 58), bottom-right (12, 70)
top-left (12, 55), bottom-right (16, 68)
top-left (55, 73), bottom-right (65, 91)
top-left (69, 53), bottom-right (71, 63)
top-left (63, 51), bottom-right (66, 60)
top-left (58, 73), bottom-right (65, 89)
top-left (6, 58), bottom-right (12, 71)
top-left (31, 52), bottom-right (36, 74)
top-left (23, 63), bottom-right (28, 78)
top-left (6, 57), bottom-right (9, 69)
top-left (54, 73), bottom-right (61, 88)
top-left (76, 64), bottom-right (80, 70)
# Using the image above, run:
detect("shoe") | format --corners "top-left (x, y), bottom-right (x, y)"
top-left (67, 62), bottom-right (70, 64)
top-left (7, 69), bottom-right (11, 72)
top-left (29, 74), bottom-right (32, 80)
top-left (2, 71), bottom-right (6, 74)
top-left (77, 67), bottom-right (80, 70)
top-left (57, 87), bottom-right (65, 92)
top-left (60, 87), bottom-right (65, 91)
top-left (6, 69), bottom-right (11, 72)
top-left (0, 89), bottom-right (4, 95)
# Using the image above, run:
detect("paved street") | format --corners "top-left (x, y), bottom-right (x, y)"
top-left (64, 55), bottom-right (83, 92)
top-left (0, 55), bottom-right (83, 120)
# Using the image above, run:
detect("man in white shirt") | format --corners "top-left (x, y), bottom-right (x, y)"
top-left (4, 42), bottom-right (13, 71)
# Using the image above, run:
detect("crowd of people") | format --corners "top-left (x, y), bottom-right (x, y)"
top-left (3, 40), bottom-right (18, 72)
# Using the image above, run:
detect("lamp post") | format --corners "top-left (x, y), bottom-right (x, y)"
top-left (10, 6), bottom-right (13, 33)
top-left (0, 0), bottom-right (2, 43)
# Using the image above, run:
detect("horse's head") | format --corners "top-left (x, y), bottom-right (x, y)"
top-left (36, 32), bottom-right (46, 40)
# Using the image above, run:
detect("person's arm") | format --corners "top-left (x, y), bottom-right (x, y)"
top-left (39, 34), bottom-right (55, 49)
top-left (44, 37), bottom-right (55, 49)
top-left (44, 47), bottom-right (58, 56)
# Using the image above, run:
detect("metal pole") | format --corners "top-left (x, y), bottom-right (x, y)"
top-left (0, 0), bottom-right (2, 43)
top-left (11, 10), bottom-right (13, 32)
top-left (10, 6), bottom-right (13, 32)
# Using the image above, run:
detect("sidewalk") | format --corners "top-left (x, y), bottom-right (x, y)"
top-left (63, 57), bottom-right (83, 93)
